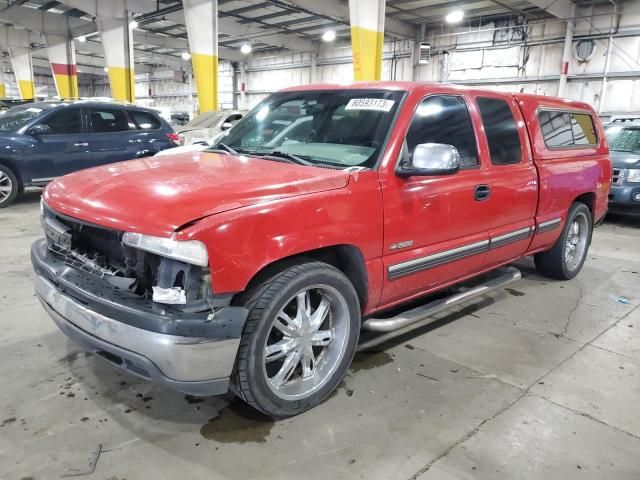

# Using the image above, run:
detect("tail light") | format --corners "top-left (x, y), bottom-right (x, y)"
top-left (165, 132), bottom-right (181, 145)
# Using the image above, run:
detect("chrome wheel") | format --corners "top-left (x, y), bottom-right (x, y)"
top-left (0, 170), bottom-right (12, 204)
top-left (263, 284), bottom-right (350, 400)
top-left (564, 212), bottom-right (589, 271)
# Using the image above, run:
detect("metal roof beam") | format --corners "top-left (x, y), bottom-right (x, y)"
top-left (39, 1), bottom-right (61, 11)
top-left (0, 3), bottom-right (86, 36)
top-left (272, 0), bottom-right (416, 39)
top-left (237, 9), bottom-right (298, 24)
top-left (525, 0), bottom-right (573, 19)
top-left (153, 6), bottom-right (316, 52)
top-left (387, 0), bottom-right (497, 19)
top-left (67, 0), bottom-right (316, 53)
top-left (221, 2), bottom-right (272, 16)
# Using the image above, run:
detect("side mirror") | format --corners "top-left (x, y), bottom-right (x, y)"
top-left (28, 124), bottom-right (51, 137)
top-left (397, 143), bottom-right (461, 177)
top-left (221, 122), bottom-right (233, 131)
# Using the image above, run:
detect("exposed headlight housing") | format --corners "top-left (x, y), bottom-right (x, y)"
top-left (122, 232), bottom-right (209, 267)
top-left (626, 168), bottom-right (640, 183)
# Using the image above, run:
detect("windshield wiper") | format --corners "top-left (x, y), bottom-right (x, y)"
top-left (207, 143), bottom-right (238, 155)
top-left (261, 151), bottom-right (313, 166)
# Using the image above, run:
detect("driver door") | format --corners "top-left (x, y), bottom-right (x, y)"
top-left (379, 94), bottom-right (492, 306)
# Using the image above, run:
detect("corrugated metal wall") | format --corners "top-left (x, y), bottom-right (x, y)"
top-left (238, 1), bottom-right (640, 116)
top-left (2, 70), bottom-right (59, 99)
top-left (80, 62), bottom-right (235, 113)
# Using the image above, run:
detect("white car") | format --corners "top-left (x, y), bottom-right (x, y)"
top-left (154, 141), bottom-right (211, 156)
top-left (155, 115), bottom-right (314, 157)
top-left (178, 110), bottom-right (246, 146)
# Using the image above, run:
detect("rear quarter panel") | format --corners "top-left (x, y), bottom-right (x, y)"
top-left (515, 95), bottom-right (611, 252)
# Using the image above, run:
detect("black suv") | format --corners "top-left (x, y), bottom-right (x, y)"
top-left (0, 101), bottom-right (178, 207)
top-left (605, 121), bottom-right (640, 216)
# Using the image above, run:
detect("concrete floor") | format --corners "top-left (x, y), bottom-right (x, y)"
top-left (1, 191), bottom-right (639, 480)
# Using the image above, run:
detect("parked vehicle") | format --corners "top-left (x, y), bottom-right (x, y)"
top-left (0, 98), bottom-right (34, 112)
top-left (32, 82), bottom-right (611, 418)
top-left (154, 113), bottom-right (312, 157)
top-left (0, 101), bottom-right (179, 207)
top-left (170, 111), bottom-right (190, 127)
top-left (605, 120), bottom-right (640, 216)
top-left (176, 109), bottom-right (246, 145)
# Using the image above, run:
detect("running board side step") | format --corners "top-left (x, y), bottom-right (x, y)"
top-left (361, 266), bottom-right (522, 333)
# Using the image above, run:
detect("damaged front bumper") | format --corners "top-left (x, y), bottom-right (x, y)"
top-left (31, 238), bottom-right (248, 396)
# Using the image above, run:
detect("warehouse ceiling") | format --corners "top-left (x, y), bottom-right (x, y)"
top-left (0, 0), bottom-right (611, 73)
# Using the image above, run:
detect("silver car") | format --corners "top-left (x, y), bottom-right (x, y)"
top-left (178, 110), bottom-right (246, 145)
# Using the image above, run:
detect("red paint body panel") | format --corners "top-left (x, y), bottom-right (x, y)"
top-left (177, 170), bottom-right (385, 312)
top-left (44, 154), bottom-right (350, 237)
top-left (42, 82), bottom-right (611, 316)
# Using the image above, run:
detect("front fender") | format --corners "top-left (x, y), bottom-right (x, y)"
top-left (176, 170), bottom-right (383, 299)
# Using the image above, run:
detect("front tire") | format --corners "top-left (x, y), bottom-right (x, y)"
top-left (0, 165), bottom-right (19, 208)
top-left (534, 202), bottom-right (593, 280)
top-left (231, 261), bottom-right (360, 418)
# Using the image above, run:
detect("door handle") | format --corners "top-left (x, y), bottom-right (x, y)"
top-left (474, 184), bottom-right (491, 201)
top-left (74, 142), bottom-right (88, 147)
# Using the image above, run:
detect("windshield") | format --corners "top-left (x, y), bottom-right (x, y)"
top-left (213, 89), bottom-right (404, 168)
top-left (606, 126), bottom-right (640, 154)
top-left (0, 105), bottom-right (47, 132)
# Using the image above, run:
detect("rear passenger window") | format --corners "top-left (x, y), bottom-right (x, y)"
top-left (477, 98), bottom-right (522, 165)
top-left (539, 110), bottom-right (597, 148)
top-left (89, 109), bottom-right (131, 133)
top-left (539, 111), bottom-right (573, 147)
top-left (130, 111), bottom-right (161, 130)
top-left (406, 95), bottom-right (478, 168)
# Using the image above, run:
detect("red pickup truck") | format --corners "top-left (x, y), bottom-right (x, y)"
top-left (32, 82), bottom-right (611, 418)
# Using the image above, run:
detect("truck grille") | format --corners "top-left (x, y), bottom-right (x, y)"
top-left (44, 208), bottom-right (129, 275)
top-left (42, 205), bottom-right (210, 309)
top-left (48, 243), bottom-right (122, 279)
top-left (612, 168), bottom-right (624, 185)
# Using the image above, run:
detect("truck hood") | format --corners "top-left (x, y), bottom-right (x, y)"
top-left (44, 152), bottom-right (350, 236)
top-left (611, 151), bottom-right (640, 168)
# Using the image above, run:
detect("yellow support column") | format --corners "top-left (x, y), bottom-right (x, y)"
top-left (349, 0), bottom-right (385, 81)
top-left (0, 61), bottom-right (6, 98)
top-left (8, 47), bottom-right (35, 99)
top-left (46, 36), bottom-right (79, 99)
top-left (183, 0), bottom-right (219, 112)
top-left (98, 18), bottom-right (135, 102)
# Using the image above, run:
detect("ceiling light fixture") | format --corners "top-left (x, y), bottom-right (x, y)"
top-left (240, 43), bottom-right (252, 54)
top-left (130, 20), bottom-right (139, 29)
top-left (181, 51), bottom-right (191, 60)
top-left (445, 10), bottom-right (464, 24)
top-left (77, 35), bottom-right (86, 43)
top-left (322, 30), bottom-right (336, 42)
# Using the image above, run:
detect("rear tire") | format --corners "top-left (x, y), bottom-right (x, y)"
top-left (0, 164), bottom-right (19, 208)
top-left (231, 261), bottom-right (360, 418)
top-left (534, 202), bottom-right (592, 280)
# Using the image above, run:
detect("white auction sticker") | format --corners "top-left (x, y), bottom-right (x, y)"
top-left (345, 98), bottom-right (395, 112)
